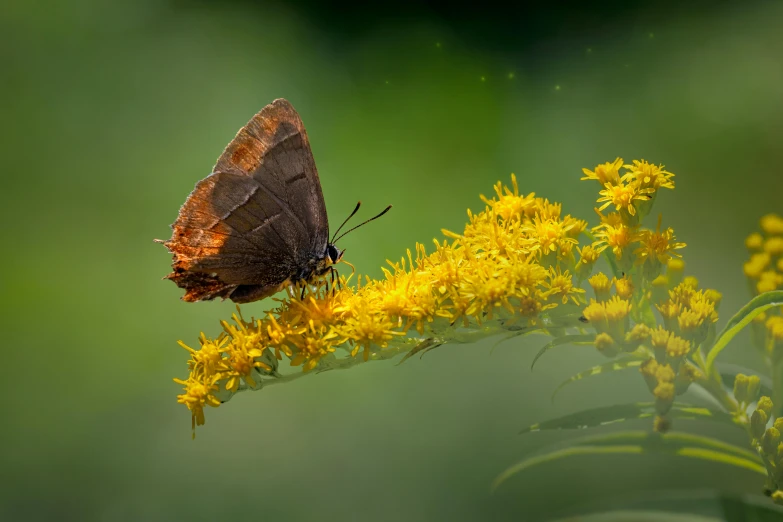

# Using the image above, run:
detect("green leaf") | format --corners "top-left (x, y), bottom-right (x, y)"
top-left (520, 402), bottom-right (739, 434)
top-left (551, 358), bottom-right (644, 401)
top-left (704, 291), bottom-right (783, 371)
top-left (493, 430), bottom-right (765, 493)
top-left (530, 334), bottom-right (595, 370)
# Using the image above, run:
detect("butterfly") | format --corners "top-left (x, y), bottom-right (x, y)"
top-left (156, 98), bottom-right (390, 303)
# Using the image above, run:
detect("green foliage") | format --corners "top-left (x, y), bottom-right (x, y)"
top-left (494, 430), bottom-right (765, 493)
top-left (519, 403), bottom-right (739, 434)
top-left (704, 291), bottom-right (783, 372)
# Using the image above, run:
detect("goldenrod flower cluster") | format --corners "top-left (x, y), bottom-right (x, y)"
top-left (576, 159), bottom-right (723, 430)
top-left (172, 157), bottom-right (702, 436)
top-left (745, 214), bottom-right (783, 358)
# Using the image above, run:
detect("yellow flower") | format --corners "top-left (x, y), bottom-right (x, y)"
top-left (576, 244), bottom-right (603, 279)
top-left (174, 373), bottom-right (221, 438)
top-left (588, 272), bottom-right (612, 302)
top-left (524, 215), bottom-right (579, 259)
top-left (583, 299), bottom-right (608, 332)
top-left (581, 157), bottom-right (623, 186)
top-left (767, 316), bottom-right (783, 347)
top-left (665, 333), bottom-right (691, 365)
top-left (479, 173), bottom-right (537, 222)
top-left (746, 233), bottom-right (764, 251)
top-left (594, 332), bottom-right (618, 357)
top-left (651, 326), bottom-right (672, 363)
top-left (633, 218), bottom-right (686, 268)
top-left (336, 303), bottom-right (404, 361)
top-left (656, 301), bottom-right (681, 332)
top-left (179, 334), bottom-right (228, 378)
top-left (654, 381), bottom-right (675, 414)
top-left (542, 266), bottom-right (585, 305)
top-left (592, 222), bottom-right (635, 260)
top-left (758, 271), bottom-right (783, 293)
top-left (760, 214), bottom-right (783, 235)
top-left (764, 237), bottom-right (783, 257)
top-left (626, 323), bottom-right (652, 343)
top-left (744, 252), bottom-right (771, 279)
top-left (529, 198), bottom-right (563, 221)
top-left (290, 320), bottom-right (339, 371)
top-left (596, 180), bottom-right (654, 217)
top-left (622, 159), bottom-right (675, 191)
top-left (614, 275), bottom-right (634, 300)
top-left (655, 363), bottom-right (676, 384)
top-left (604, 296), bottom-right (631, 340)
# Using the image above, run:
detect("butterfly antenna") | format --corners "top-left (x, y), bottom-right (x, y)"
top-left (333, 205), bottom-right (392, 243)
top-left (331, 201), bottom-right (362, 243)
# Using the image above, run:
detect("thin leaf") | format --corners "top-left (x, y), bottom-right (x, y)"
top-left (520, 402), bottom-right (739, 434)
top-left (396, 338), bottom-right (442, 365)
top-left (530, 430), bottom-right (760, 461)
top-left (705, 291), bottom-right (783, 371)
top-left (551, 359), bottom-right (644, 401)
top-left (494, 430), bottom-right (765, 492)
top-left (493, 445), bottom-right (643, 492)
top-left (530, 334), bottom-right (595, 370)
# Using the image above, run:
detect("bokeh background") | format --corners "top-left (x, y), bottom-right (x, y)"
top-left (2, 0), bottom-right (783, 520)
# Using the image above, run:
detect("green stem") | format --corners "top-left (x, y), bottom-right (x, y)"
top-left (772, 354), bottom-right (783, 418)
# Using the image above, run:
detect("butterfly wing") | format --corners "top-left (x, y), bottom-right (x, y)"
top-left (160, 99), bottom-right (330, 303)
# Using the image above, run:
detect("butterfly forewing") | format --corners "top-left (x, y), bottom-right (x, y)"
top-left (213, 99), bottom-right (329, 257)
top-left (162, 99), bottom-right (330, 302)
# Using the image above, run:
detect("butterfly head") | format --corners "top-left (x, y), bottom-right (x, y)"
top-left (326, 243), bottom-right (343, 265)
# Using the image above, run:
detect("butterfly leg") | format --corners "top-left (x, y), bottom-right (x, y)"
top-left (329, 267), bottom-right (337, 296)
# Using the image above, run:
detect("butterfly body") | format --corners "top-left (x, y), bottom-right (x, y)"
top-left (158, 99), bottom-right (342, 304)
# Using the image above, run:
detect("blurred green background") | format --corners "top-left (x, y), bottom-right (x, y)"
top-left (2, 0), bottom-right (783, 520)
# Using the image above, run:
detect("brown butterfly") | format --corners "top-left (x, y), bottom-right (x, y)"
top-left (156, 98), bottom-right (390, 303)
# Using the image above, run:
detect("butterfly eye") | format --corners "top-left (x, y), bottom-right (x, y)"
top-left (327, 244), bottom-right (342, 263)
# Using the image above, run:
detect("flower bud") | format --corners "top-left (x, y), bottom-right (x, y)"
top-left (758, 396), bottom-right (774, 416)
top-left (752, 409), bottom-right (769, 440)
top-left (624, 323), bottom-right (651, 352)
top-left (733, 374), bottom-right (750, 404)
top-left (588, 273), bottom-right (612, 302)
top-left (594, 332), bottom-right (619, 358)
top-left (746, 375), bottom-right (761, 404)
top-left (762, 428), bottom-right (781, 456)
top-left (640, 358), bottom-right (659, 393)
top-left (654, 382), bottom-right (675, 415)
